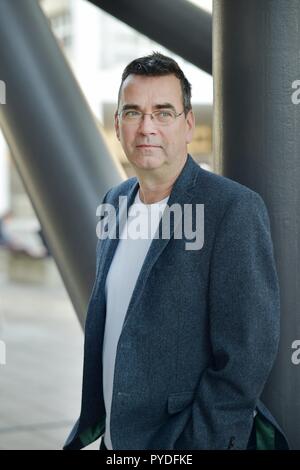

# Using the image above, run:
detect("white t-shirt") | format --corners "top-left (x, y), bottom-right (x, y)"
top-left (102, 190), bottom-right (169, 449)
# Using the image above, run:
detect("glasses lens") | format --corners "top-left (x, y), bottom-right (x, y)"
top-left (122, 110), bottom-right (141, 121)
top-left (154, 110), bottom-right (176, 124)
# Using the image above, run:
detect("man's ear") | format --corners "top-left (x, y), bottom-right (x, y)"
top-left (185, 109), bottom-right (195, 144)
top-left (114, 112), bottom-right (120, 141)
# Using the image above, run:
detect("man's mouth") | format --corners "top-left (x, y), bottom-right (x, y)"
top-left (136, 144), bottom-right (161, 148)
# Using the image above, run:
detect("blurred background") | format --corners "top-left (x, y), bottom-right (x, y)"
top-left (0, 0), bottom-right (212, 450)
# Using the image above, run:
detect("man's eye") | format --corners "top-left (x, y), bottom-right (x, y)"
top-left (124, 110), bottom-right (139, 117)
top-left (158, 110), bottom-right (173, 117)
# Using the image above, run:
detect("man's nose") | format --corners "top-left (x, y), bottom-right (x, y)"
top-left (138, 114), bottom-right (157, 134)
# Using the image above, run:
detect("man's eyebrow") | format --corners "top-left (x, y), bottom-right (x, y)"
top-left (153, 103), bottom-right (177, 112)
top-left (121, 104), bottom-right (140, 111)
top-left (121, 103), bottom-right (177, 112)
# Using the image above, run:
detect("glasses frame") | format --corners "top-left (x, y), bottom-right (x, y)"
top-left (117, 109), bottom-right (185, 126)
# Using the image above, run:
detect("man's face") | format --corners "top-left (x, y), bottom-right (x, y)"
top-left (115, 74), bottom-right (195, 174)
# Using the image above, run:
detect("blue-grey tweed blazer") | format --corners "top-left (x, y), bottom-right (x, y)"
top-left (64, 155), bottom-right (288, 450)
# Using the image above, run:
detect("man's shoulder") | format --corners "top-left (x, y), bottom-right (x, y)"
top-left (196, 164), bottom-right (265, 209)
top-left (198, 165), bottom-right (251, 195)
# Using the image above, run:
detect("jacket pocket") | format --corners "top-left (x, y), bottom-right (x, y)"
top-left (167, 390), bottom-right (195, 415)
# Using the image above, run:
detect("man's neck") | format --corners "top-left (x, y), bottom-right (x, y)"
top-left (136, 157), bottom-right (187, 204)
top-left (138, 182), bottom-right (172, 204)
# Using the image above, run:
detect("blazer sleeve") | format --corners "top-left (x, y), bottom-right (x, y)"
top-left (174, 190), bottom-right (280, 450)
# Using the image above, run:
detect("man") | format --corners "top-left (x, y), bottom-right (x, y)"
top-left (64, 52), bottom-right (288, 450)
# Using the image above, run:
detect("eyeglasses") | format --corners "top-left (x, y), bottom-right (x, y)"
top-left (118, 109), bottom-right (185, 126)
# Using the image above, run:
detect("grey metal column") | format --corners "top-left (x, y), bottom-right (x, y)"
top-left (88, 0), bottom-right (212, 74)
top-left (0, 0), bottom-right (124, 326)
top-left (213, 0), bottom-right (300, 448)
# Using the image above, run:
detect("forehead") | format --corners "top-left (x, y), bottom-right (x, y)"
top-left (119, 74), bottom-right (183, 107)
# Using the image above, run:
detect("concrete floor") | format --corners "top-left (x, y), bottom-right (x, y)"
top-left (0, 250), bottom-right (100, 450)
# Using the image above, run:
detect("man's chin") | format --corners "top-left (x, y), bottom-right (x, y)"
top-left (132, 154), bottom-right (165, 171)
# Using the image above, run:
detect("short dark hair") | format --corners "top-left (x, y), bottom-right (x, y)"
top-left (117, 52), bottom-right (192, 115)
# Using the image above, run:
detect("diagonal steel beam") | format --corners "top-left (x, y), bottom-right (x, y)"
top-left (88, 0), bottom-right (212, 74)
top-left (0, 0), bottom-right (124, 326)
